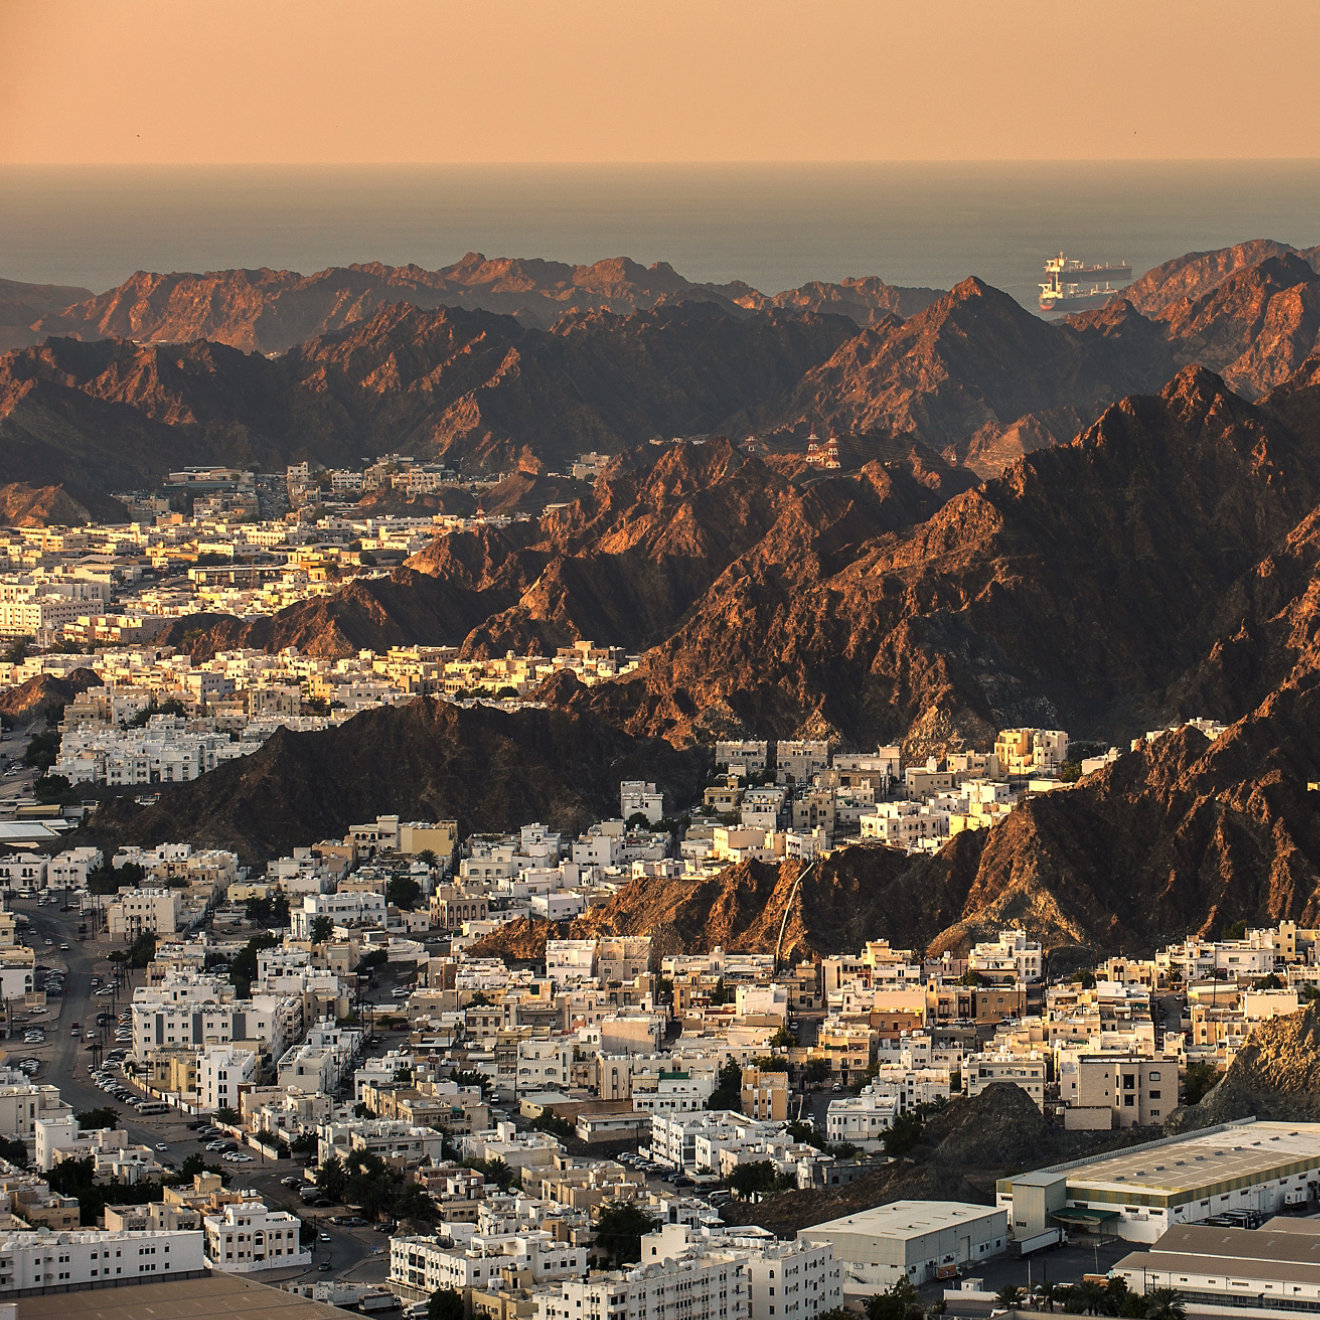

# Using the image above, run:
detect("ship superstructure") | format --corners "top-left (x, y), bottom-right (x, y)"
top-left (1039, 253), bottom-right (1132, 314)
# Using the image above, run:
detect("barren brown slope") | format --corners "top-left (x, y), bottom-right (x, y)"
top-left (1122, 239), bottom-right (1320, 316)
top-left (0, 668), bottom-right (100, 725)
top-left (773, 277), bottom-right (1175, 469)
top-left (168, 440), bottom-right (968, 664)
top-left (83, 696), bottom-right (710, 864)
top-left (578, 366), bottom-right (1320, 751)
top-left (1157, 253), bottom-right (1320, 398)
top-left (1173, 1003), bottom-right (1320, 1127)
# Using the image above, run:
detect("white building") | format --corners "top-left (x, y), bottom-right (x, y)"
top-left (620, 781), bottom-right (664, 825)
top-left (968, 929), bottom-right (1044, 983)
top-left (536, 1245), bottom-right (746, 1320)
top-left (391, 1232), bottom-right (586, 1297)
top-left (0, 1084), bottom-right (73, 1143)
top-left (203, 1200), bottom-right (309, 1272)
top-left (106, 886), bottom-right (181, 938)
top-left (0, 1228), bottom-right (206, 1293)
top-left (998, 1119), bottom-right (1320, 1244)
top-left (197, 1044), bottom-right (258, 1111)
top-left (798, 1201), bottom-right (1007, 1295)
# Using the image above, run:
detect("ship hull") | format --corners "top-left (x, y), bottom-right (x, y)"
top-left (1038, 291), bottom-right (1119, 315)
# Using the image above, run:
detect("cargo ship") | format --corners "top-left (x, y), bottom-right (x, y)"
top-left (1038, 253), bottom-right (1132, 314)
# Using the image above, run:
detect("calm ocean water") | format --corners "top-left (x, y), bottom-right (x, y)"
top-left (3, 162), bottom-right (1319, 310)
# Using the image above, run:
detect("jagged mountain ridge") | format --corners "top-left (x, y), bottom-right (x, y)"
top-left (162, 438), bottom-right (975, 665)
top-left (0, 301), bottom-right (858, 482)
top-left (473, 671), bottom-right (1320, 964)
top-left (3, 240), bottom-right (1319, 504)
top-left (24, 255), bottom-right (941, 353)
top-left (561, 364), bottom-right (1320, 749)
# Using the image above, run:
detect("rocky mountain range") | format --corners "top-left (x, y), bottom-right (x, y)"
top-left (4, 240), bottom-right (1320, 500)
top-left (12, 254), bottom-right (940, 354)
top-left (13, 237), bottom-right (1320, 956)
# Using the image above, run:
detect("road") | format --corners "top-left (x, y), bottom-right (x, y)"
top-left (6, 899), bottom-right (384, 1283)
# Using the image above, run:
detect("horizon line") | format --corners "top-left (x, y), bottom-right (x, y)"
top-left (5, 157), bottom-right (1320, 169)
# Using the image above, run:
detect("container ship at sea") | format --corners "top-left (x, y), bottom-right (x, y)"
top-left (1038, 253), bottom-right (1132, 314)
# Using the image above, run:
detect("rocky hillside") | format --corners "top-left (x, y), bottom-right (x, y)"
top-left (1172, 1002), bottom-right (1320, 1127)
top-left (163, 438), bottom-right (974, 665)
top-left (83, 696), bottom-right (710, 863)
top-left (719, 1083), bottom-right (1146, 1236)
top-left (5, 240), bottom-right (1320, 497)
top-left (772, 278), bottom-right (1176, 472)
top-left (0, 482), bottom-right (125, 526)
top-left (0, 668), bottom-right (100, 725)
top-left (474, 668), bottom-right (1320, 963)
top-left (1122, 239), bottom-right (1320, 316)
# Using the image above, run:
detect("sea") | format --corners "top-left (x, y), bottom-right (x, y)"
top-left (3, 160), bottom-right (1320, 310)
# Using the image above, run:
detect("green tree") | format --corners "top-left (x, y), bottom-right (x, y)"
top-left (882, 1111), bottom-right (924, 1158)
top-left (803, 1058), bottom-right (831, 1088)
top-left (290, 1132), bottom-right (319, 1158)
top-left (75, 1107), bottom-right (120, 1130)
top-left (229, 930), bottom-right (281, 997)
top-left (214, 1105), bottom-right (241, 1126)
top-left (957, 970), bottom-right (983, 987)
top-left (416, 849), bottom-right (440, 870)
top-left (769, 1025), bottom-right (798, 1048)
top-left (1036, 1282), bottom-right (1062, 1313)
top-left (1057, 760), bottom-right (1083, 783)
top-left (785, 1119), bottom-right (828, 1151)
top-left (34, 773), bottom-right (77, 805)
top-left (1072, 968), bottom-right (1098, 989)
top-left (309, 914), bottom-right (335, 944)
top-left (593, 1201), bottom-right (659, 1265)
top-left (244, 893), bottom-right (290, 926)
top-left (1073, 1281), bottom-right (1109, 1316)
top-left (0, 1134), bottom-right (29, 1165)
top-left (996, 1286), bottom-right (1025, 1311)
top-left (1221, 918), bottom-right (1249, 940)
top-left (316, 1154), bottom-right (347, 1201)
top-left (706, 1059), bottom-right (743, 1111)
top-left (386, 874), bottom-right (423, 910)
top-left (1255, 972), bottom-right (1285, 990)
top-left (353, 1102), bottom-right (376, 1119)
top-left (1144, 1288), bottom-right (1186, 1320)
top-left (864, 1277), bottom-right (925, 1320)
top-left (726, 1160), bottom-right (794, 1200)
top-left (23, 730), bottom-right (60, 771)
top-left (1182, 1061), bottom-right (1221, 1106)
top-left (427, 1289), bottom-right (464, 1320)
top-left (127, 930), bottom-right (157, 968)
top-left (3, 637), bottom-right (29, 664)
top-left (625, 812), bottom-right (652, 831)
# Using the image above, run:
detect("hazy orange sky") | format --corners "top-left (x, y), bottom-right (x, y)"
top-left (4, 0), bottom-right (1316, 164)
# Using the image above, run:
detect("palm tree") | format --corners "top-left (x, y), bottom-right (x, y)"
top-left (1075, 1281), bottom-right (1108, 1316)
top-left (996, 1285), bottom-right (1025, 1311)
top-left (1036, 1281), bottom-right (1060, 1313)
top-left (1144, 1288), bottom-right (1185, 1320)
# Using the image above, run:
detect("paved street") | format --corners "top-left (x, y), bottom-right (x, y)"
top-left (5, 897), bottom-right (383, 1282)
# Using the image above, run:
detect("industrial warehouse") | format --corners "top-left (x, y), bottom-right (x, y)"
top-left (997, 1120), bottom-right (1320, 1244)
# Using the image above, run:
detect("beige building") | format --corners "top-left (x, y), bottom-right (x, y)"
top-left (740, 1067), bottom-right (789, 1123)
top-left (1072, 1055), bottom-right (1171, 1128)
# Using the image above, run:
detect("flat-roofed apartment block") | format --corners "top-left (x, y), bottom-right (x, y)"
top-left (998, 1119), bottom-right (1320, 1244)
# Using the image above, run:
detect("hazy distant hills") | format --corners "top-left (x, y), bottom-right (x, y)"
top-left (4, 239), bottom-right (1320, 510)
top-left (17, 253), bottom-right (943, 353)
